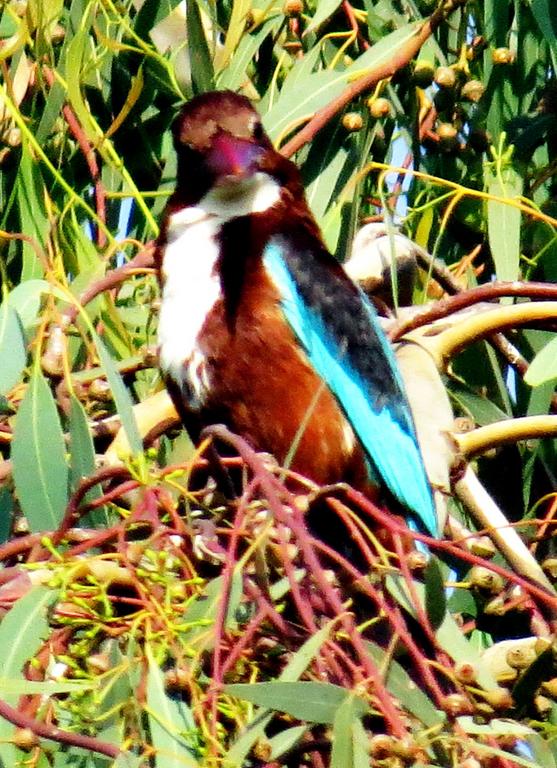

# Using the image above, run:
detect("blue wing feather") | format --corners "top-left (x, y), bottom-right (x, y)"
top-left (263, 239), bottom-right (437, 537)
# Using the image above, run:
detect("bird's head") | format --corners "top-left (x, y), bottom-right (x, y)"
top-left (169, 90), bottom-right (304, 211)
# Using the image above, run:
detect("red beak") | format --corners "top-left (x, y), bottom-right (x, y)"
top-left (205, 133), bottom-right (264, 180)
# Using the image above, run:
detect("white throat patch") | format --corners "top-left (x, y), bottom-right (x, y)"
top-left (158, 172), bottom-right (281, 409)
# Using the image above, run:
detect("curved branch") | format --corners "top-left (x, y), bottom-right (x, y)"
top-left (455, 416), bottom-right (557, 458)
top-left (404, 301), bottom-right (557, 368)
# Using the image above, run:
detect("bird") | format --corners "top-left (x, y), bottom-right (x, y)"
top-left (155, 90), bottom-right (437, 538)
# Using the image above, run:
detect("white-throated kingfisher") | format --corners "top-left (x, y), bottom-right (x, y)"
top-left (155, 90), bottom-right (437, 538)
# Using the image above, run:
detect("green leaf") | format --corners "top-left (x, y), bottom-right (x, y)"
top-left (134, 0), bottom-right (184, 41)
top-left (0, 587), bottom-right (57, 767)
top-left (0, 678), bottom-right (94, 695)
top-left (12, 365), bottom-right (69, 531)
top-left (424, 558), bottom-right (447, 631)
top-left (179, 571), bottom-right (241, 652)
top-left (304, 122), bottom-right (350, 225)
top-left (486, 161), bottom-right (523, 284)
top-left (217, 16), bottom-right (281, 91)
top-left (457, 716), bottom-right (538, 736)
top-left (112, 754), bottom-right (145, 768)
top-left (65, 17), bottom-right (101, 148)
top-left (351, 715), bottom-right (371, 768)
top-left (268, 725), bottom-right (307, 760)
top-left (530, 0), bottom-right (557, 65)
top-left (449, 386), bottom-right (510, 426)
top-left (6, 279), bottom-right (66, 334)
top-left (15, 142), bottom-right (47, 281)
top-left (306, 0), bottom-right (343, 32)
top-left (92, 332), bottom-right (143, 456)
top-left (68, 394), bottom-right (107, 527)
top-left (0, 301), bottom-right (26, 395)
top-left (186, 0), bottom-right (214, 93)
top-left (0, 485), bottom-right (14, 544)
top-left (524, 335), bottom-right (557, 386)
top-left (214, 0), bottom-right (251, 73)
top-left (365, 641), bottom-right (444, 728)
top-left (264, 70), bottom-right (346, 142)
top-left (224, 681), bottom-right (367, 724)
top-left (264, 21), bottom-right (421, 142)
top-left (226, 620), bottom-right (332, 766)
top-left (331, 695), bottom-right (360, 768)
top-left (146, 646), bottom-right (199, 767)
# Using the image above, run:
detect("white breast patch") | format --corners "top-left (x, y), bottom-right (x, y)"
top-left (157, 172), bottom-right (282, 410)
top-left (158, 208), bottom-right (222, 408)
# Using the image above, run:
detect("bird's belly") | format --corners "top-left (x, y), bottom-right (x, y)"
top-left (189, 304), bottom-right (367, 489)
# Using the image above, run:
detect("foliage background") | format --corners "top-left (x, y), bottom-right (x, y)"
top-left (0, 0), bottom-right (557, 766)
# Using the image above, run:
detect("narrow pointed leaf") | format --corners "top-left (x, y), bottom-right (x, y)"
top-left (186, 0), bottom-right (214, 93)
top-left (146, 646), bottom-right (199, 767)
top-left (69, 394), bottom-right (107, 527)
top-left (0, 587), bottom-right (57, 766)
top-left (224, 681), bottom-right (366, 724)
top-left (12, 366), bottom-right (69, 531)
top-left (306, 0), bottom-right (343, 33)
top-left (0, 301), bottom-right (26, 395)
top-left (331, 696), bottom-right (357, 768)
top-left (524, 335), bottom-right (557, 386)
top-left (92, 332), bottom-right (143, 456)
top-left (365, 641), bottom-right (444, 728)
top-left (268, 726), bottom-right (308, 760)
top-left (424, 558), bottom-right (447, 631)
top-left (226, 621), bottom-right (332, 766)
top-left (486, 163), bottom-right (523, 284)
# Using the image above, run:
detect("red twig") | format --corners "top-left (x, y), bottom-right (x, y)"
top-left (390, 280), bottom-right (557, 341)
top-left (0, 697), bottom-right (121, 758)
top-left (345, 488), bottom-right (557, 612)
top-left (202, 425), bottom-right (411, 737)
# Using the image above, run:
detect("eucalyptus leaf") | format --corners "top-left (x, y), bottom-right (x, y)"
top-left (524, 335), bottom-right (557, 386)
top-left (365, 641), bottom-right (444, 728)
top-left (92, 332), bottom-right (143, 457)
top-left (0, 587), bottom-right (57, 767)
top-left (146, 646), bottom-right (199, 767)
top-left (424, 558), bottom-right (447, 631)
top-left (224, 681), bottom-right (367, 724)
top-left (12, 365), bottom-right (69, 531)
top-left (305, 0), bottom-right (343, 33)
top-left (0, 301), bottom-right (26, 395)
top-left (486, 162), bottom-right (523, 285)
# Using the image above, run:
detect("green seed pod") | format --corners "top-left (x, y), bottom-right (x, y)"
top-left (342, 112), bottom-right (363, 131)
top-left (437, 122), bottom-right (459, 151)
top-left (461, 79), bottom-right (485, 103)
top-left (469, 565), bottom-right (504, 595)
top-left (368, 97), bottom-right (393, 119)
top-left (435, 66), bottom-right (457, 89)
top-left (492, 47), bottom-right (515, 65)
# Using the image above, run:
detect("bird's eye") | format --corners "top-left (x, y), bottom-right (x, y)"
top-left (252, 121), bottom-right (265, 140)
